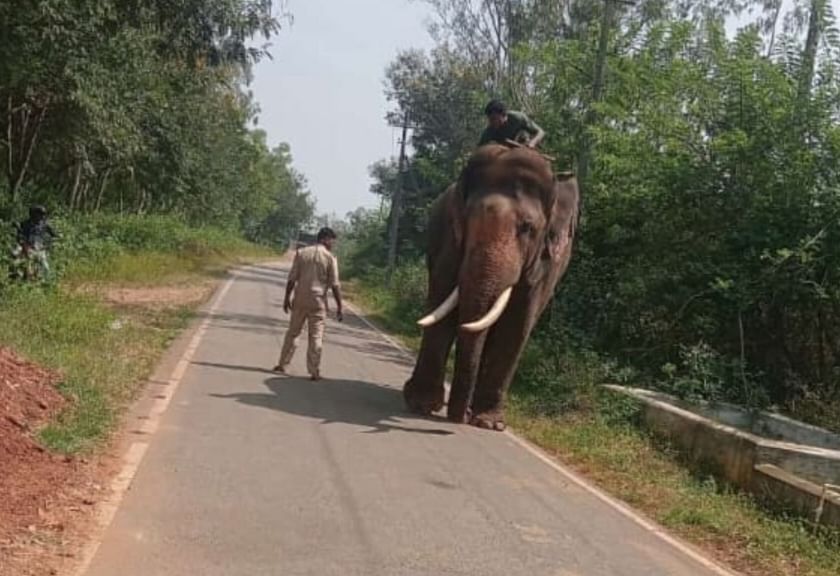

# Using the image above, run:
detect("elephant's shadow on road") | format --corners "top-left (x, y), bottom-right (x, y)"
top-left (209, 373), bottom-right (454, 437)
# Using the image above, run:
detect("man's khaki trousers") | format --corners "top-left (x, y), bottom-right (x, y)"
top-left (278, 302), bottom-right (326, 376)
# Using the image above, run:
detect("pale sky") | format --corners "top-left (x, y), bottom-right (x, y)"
top-left (250, 0), bottom-right (434, 219)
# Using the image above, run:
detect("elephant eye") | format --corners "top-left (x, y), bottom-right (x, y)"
top-left (517, 221), bottom-right (535, 236)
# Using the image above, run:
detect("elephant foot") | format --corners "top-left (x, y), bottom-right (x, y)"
top-left (403, 378), bottom-right (445, 416)
top-left (470, 410), bottom-right (506, 432)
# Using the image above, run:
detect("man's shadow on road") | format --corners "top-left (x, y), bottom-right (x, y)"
top-left (209, 371), bottom-right (453, 437)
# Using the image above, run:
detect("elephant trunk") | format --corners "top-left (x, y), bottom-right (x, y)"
top-left (447, 198), bottom-right (523, 421)
top-left (461, 287), bottom-right (512, 332)
top-left (457, 195), bottom-right (523, 333)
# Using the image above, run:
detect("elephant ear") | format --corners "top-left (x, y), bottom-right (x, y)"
top-left (542, 173), bottom-right (579, 265)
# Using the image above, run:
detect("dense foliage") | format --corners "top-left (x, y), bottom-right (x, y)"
top-left (0, 0), bottom-right (313, 241)
top-left (350, 0), bottom-right (840, 430)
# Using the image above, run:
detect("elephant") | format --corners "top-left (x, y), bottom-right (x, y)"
top-left (403, 143), bottom-right (579, 431)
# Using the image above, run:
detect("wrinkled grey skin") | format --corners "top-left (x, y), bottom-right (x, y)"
top-left (403, 144), bottom-right (580, 430)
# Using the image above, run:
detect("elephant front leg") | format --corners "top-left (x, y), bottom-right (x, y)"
top-left (447, 329), bottom-right (490, 423)
top-left (404, 317), bottom-right (456, 416)
top-left (405, 248), bottom-right (459, 416)
top-left (470, 296), bottom-right (533, 431)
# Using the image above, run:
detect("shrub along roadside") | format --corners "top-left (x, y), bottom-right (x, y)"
top-left (341, 261), bottom-right (427, 350)
top-left (0, 215), bottom-right (275, 453)
top-left (347, 265), bottom-right (840, 576)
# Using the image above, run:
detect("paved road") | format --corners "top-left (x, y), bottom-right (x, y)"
top-left (84, 263), bottom-right (730, 576)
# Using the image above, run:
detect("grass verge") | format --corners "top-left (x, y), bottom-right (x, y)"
top-left (342, 279), bottom-right (423, 351)
top-left (0, 240), bottom-right (274, 454)
top-left (347, 274), bottom-right (840, 576)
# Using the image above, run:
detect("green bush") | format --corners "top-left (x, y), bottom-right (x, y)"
top-left (510, 323), bottom-right (607, 417)
top-left (54, 214), bottom-right (252, 256)
top-left (350, 259), bottom-right (428, 336)
top-left (0, 213), bottom-right (262, 289)
top-left (657, 342), bottom-right (770, 408)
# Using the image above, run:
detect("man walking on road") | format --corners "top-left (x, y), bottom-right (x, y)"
top-left (274, 227), bottom-right (344, 380)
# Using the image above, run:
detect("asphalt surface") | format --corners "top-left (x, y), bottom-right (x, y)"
top-left (84, 263), bottom-right (730, 576)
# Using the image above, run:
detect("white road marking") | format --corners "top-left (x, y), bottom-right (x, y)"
top-left (503, 431), bottom-right (738, 576)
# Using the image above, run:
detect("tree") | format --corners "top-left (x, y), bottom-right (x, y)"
top-left (360, 0), bottom-right (840, 428)
top-left (0, 0), bottom-right (308, 241)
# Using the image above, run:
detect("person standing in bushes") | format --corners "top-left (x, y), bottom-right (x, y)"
top-left (13, 205), bottom-right (57, 281)
top-left (274, 227), bottom-right (343, 380)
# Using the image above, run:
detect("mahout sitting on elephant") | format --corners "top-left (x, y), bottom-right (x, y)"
top-left (403, 143), bottom-right (579, 431)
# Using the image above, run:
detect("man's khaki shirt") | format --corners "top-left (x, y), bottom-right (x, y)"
top-left (289, 244), bottom-right (339, 309)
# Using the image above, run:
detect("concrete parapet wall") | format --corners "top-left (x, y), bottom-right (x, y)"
top-left (753, 465), bottom-right (840, 526)
top-left (605, 385), bottom-right (840, 528)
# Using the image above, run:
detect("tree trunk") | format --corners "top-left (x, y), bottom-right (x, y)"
top-left (6, 96), bottom-right (13, 200)
top-left (68, 159), bottom-right (83, 212)
top-left (94, 167), bottom-right (112, 212)
top-left (137, 188), bottom-right (147, 214)
top-left (798, 0), bottom-right (826, 108)
top-left (577, 0), bottom-right (616, 194)
top-left (765, 0), bottom-right (784, 58)
top-left (79, 181), bottom-right (90, 212)
top-left (6, 96), bottom-right (48, 202)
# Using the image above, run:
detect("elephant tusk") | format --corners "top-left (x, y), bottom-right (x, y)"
top-left (417, 287), bottom-right (459, 328)
top-left (460, 287), bottom-right (513, 333)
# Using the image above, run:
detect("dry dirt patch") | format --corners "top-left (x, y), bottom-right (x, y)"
top-left (78, 282), bottom-right (216, 312)
top-left (0, 347), bottom-right (106, 576)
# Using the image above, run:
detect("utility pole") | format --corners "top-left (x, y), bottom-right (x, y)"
top-left (387, 109), bottom-right (410, 281)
